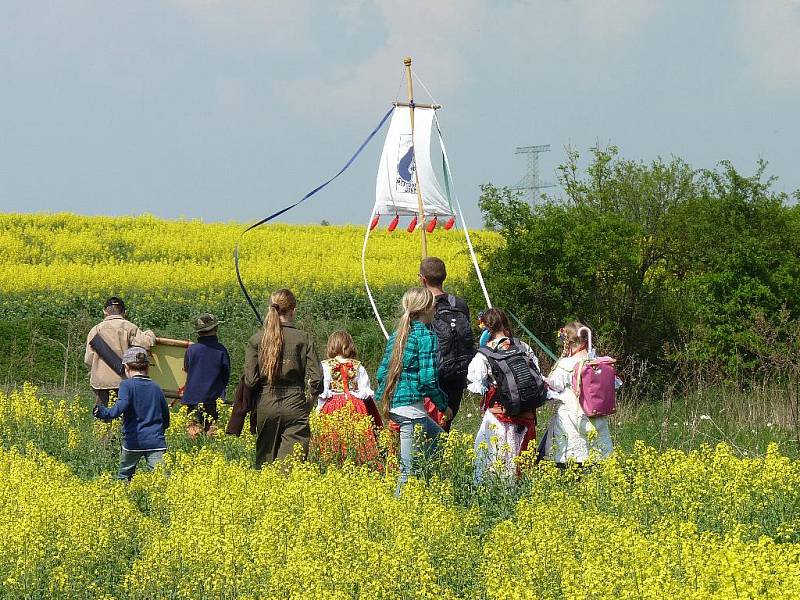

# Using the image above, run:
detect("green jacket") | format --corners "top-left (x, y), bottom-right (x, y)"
top-left (375, 320), bottom-right (448, 412)
top-left (244, 323), bottom-right (323, 404)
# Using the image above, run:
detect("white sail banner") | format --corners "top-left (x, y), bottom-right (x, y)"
top-left (374, 107), bottom-right (453, 217)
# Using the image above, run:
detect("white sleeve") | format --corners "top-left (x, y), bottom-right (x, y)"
top-left (353, 364), bottom-right (374, 399)
top-left (466, 353), bottom-right (491, 395)
top-left (545, 359), bottom-right (573, 393)
top-left (319, 362), bottom-right (333, 401)
top-left (521, 341), bottom-right (540, 371)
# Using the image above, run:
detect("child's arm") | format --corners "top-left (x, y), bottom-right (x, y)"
top-left (417, 334), bottom-right (449, 413)
top-left (93, 386), bottom-right (130, 420)
top-left (375, 337), bottom-right (392, 387)
top-left (355, 364), bottom-right (374, 398)
top-left (161, 391), bottom-right (170, 431)
top-left (221, 348), bottom-right (231, 389)
top-left (466, 353), bottom-right (490, 395)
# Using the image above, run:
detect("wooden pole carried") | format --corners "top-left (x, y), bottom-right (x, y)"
top-left (404, 56), bottom-right (428, 259)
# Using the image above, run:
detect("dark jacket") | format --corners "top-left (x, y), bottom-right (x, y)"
top-left (244, 323), bottom-right (323, 405)
top-left (225, 375), bottom-right (259, 436)
top-left (182, 335), bottom-right (231, 405)
top-left (94, 375), bottom-right (170, 451)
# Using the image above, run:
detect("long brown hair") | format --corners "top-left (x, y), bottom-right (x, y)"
top-left (380, 287), bottom-right (435, 414)
top-left (482, 308), bottom-right (513, 340)
top-left (326, 330), bottom-right (357, 360)
top-left (259, 288), bottom-right (297, 385)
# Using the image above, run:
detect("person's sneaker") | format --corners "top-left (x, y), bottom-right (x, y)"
top-left (206, 423), bottom-right (219, 437)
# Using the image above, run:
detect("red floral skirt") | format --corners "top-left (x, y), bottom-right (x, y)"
top-left (317, 393), bottom-right (382, 465)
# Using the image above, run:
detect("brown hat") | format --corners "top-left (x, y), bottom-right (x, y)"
top-left (193, 313), bottom-right (221, 333)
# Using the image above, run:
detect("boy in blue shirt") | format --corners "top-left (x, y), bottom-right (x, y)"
top-left (182, 314), bottom-right (230, 437)
top-left (93, 346), bottom-right (170, 480)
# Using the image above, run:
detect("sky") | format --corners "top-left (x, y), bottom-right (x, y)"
top-left (1, 0), bottom-right (798, 227)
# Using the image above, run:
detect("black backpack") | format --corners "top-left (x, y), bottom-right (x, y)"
top-left (431, 294), bottom-right (474, 380)
top-left (477, 338), bottom-right (548, 416)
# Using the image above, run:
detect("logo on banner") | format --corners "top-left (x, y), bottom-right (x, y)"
top-left (396, 134), bottom-right (416, 194)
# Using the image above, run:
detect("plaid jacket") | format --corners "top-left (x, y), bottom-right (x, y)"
top-left (375, 320), bottom-right (448, 412)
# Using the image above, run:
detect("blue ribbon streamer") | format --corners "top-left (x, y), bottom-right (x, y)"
top-left (235, 106), bottom-right (395, 324)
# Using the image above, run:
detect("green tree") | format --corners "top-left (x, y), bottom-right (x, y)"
top-left (475, 146), bottom-right (800, 382)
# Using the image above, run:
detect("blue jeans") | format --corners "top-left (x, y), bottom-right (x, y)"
top-left (117, 449), bottom-right (165, 480)
top-left (390, 414), bottom-right (443, 489)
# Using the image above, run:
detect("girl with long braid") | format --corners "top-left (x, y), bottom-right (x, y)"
top-left (375, 287), bottom-right (452, 489)
top-left (244, 289), bottom-right (323, 468)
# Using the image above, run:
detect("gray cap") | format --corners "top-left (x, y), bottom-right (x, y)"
top-left (122, 346), bottom-right (149, 365)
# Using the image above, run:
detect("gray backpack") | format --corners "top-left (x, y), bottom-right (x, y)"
top-left (477, 338), bottom-right (547, 415)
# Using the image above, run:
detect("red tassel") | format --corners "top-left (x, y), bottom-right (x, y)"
top-left (426, 215), bottom-right (438, 233)
top-left (387, 214), bottom-right (399, 232)
top-left (407, 215), bottom-right (418, 233)
top-left (444, 216), bottom-right (456, 230)
top-left (370, 215), bottom-right (380, 231)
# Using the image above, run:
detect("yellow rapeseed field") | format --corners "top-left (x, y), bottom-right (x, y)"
top-left (2, 213), bottom-right (800, 598)
top-left (0, 213), bottom-right (499, 312)
top-left (1, 384), bottom-right (799, 599)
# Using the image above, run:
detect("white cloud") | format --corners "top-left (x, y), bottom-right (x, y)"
top-left (575, 0), bottom-right (660, 40)
top-left (736, 0), bottom-right (800, 89)
top-left (171, 0), bottom-right (313, 50)
top-left (282, 0), bottom-right (488, 118)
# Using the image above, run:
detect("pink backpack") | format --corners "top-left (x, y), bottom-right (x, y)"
top-left (571, 327), bottom-right (617, 417)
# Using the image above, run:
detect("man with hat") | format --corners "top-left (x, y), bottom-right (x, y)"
top-left (84, 296), bottom-right (156, 407)
top-left (181, 313), bottom-right (230, 437)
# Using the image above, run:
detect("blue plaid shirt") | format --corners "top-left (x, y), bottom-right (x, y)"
top-left (375, 320), bottom-right (448, 412)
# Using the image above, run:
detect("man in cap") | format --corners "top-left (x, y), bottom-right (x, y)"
top-left (181, 313), bottom-right (230, 437)
top-left (84, 297), bottom-right (156, 406)
top-left (93, 346), bottom-right (170, 480)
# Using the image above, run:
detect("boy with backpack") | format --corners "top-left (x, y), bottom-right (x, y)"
top-left (181, 313), bottom-right (230, 437)
top-left (419, 257), bottom-right (474, 430)
top-left (466, 308), bottom-right (547, 482)
top-left (93, 346), bottom-right (170, 480)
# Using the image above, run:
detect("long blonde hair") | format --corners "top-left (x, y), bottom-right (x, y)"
top-left (259, 289), bottom-right (297, 385)
top-left (380, 287), bottom-right (435, 414)
top-left (560, 321), bottom-right (588, 357)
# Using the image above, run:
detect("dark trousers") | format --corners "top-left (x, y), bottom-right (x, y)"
top-left (185, 401), bottom-right (219, 429)
top-left (93, 388), bottom-right (118, 407)
top-left (255, 388), bottom-right (310, 469)
top-left (439, 375), bottom-right (466, 432)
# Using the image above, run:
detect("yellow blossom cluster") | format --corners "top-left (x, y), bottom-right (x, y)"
top-left (1, 385), bottom-right (800, 599)
top-left (0, 213), bottom-right (499, 321)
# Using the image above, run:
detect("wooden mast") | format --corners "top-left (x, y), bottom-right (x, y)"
top-left (404, 56), bottom-right (427, 259)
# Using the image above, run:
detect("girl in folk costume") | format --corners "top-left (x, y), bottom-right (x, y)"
top-left (376, 287), bottom-right (452, 489)
top-left (467, 308), bottom-right (540, 483)
top-left (541, 322), bottom-right (614, 467)
top-left (316, 330), bottom-right (382, 464)
top-left (244, 289), bottom-right (323, 469)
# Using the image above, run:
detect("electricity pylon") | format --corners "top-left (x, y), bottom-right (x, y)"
top-left (513, 144), bottom-right (555, 204)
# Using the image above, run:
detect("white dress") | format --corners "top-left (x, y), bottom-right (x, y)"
top-left (467, 338), bottom-right (539, 483)
top-left (542, 355), bottom-right (614, 464)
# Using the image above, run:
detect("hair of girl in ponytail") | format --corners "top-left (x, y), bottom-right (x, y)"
top-left (259, 289), bottom-right (297, 385)
top-left (482, 307), bottom-right (513, 339)
top-left (380, 287), bottom-right (435, 415)
top-left (560, 321), bottom-right (588, 356)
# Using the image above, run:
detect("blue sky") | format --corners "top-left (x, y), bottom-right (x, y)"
top-left (1, 0), bottom-right (798, 227)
